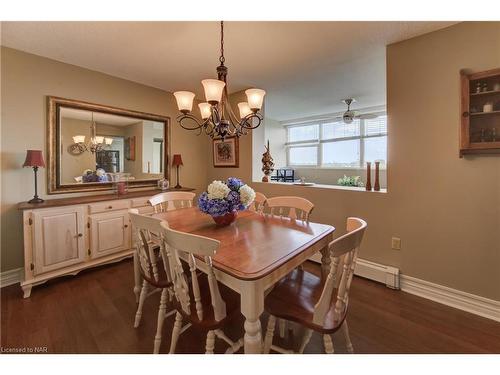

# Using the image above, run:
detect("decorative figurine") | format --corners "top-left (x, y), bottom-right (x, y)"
top-left (365, 162), bottom-right (372, 191)
top-left (261, 140), bottom-right (275, 182)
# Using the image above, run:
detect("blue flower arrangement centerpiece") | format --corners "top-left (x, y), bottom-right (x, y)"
top-left (198, 178), bottom-right (256, 226)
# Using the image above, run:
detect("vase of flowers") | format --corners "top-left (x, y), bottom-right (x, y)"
top-left (198, 178), bottom-right (256, 227)
top-left (82, 168), bottom-right (108, 183)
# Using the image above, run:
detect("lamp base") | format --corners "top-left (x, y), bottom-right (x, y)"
top-left (28, 196), bottom-right (44, 204)
top-left (174, 184), bottom-right (183, 189)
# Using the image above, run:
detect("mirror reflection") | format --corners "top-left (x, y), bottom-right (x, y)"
top-left (59, 107), bottom-right (165, 185)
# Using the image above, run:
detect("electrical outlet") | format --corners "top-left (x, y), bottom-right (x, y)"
top-left (391, 237), bottom-right (401, 250)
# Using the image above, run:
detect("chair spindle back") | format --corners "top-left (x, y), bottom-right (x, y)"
top-left (129, 209), bottom-right (170, 286)
top-left (250, 192), bottom-right (267, 212)
top-left (159, 221), bottom-right (227, 322)
top-left (265, 196), bottom-right (314, 222)
top-left (149, 192), bottom-right (196, 213)
top-left (313, 217), bottom-right (367, 327)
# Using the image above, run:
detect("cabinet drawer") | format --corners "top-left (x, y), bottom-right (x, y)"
top-left (131, 197), bottom-right (153, 208)
top-left (89, 200), bottom-right (130, 214)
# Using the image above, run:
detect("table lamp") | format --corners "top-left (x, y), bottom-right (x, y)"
top-left (172, 154), bottom-right (183, 189)
top-left (23, 150), bottom-right (45, 203)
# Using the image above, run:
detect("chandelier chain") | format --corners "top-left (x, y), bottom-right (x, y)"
top-left (219, 21), bottom-right (225, 65)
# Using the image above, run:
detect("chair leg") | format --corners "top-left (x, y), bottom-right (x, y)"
top-left (205, 330), bottom-right (216, 354)
top-left (263, 315), bottom-right (276, 354)
top-left (278, 319), bottom-right (286, 338)
top-left (341, 320), bottom-right (354, 353)
top-left (134, 280), bottom-right (148, 328)
top-left (153, 288), bottom-right (168, 354)
top-left (323, 334), bottom-right (334, 354)
top-left (298, 329), bottom-right (313, 354)
top-left (169, 312), bottom-right (183, 354)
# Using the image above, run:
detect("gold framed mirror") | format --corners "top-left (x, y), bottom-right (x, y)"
top-left (47, 96), bottom-right (170, 194)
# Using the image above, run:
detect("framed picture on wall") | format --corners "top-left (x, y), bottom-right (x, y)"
top-left (125, 136), bottom-right (136, 161)
top-left (212, 136), bottom-right (239, 168)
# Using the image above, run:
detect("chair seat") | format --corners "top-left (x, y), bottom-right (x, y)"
top-left (264, 269), bottom-right (346, 334)
top-left (173, 273), bottom-right (241, 330)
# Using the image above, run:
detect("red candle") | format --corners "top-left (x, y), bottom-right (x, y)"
top-left (117, 181), bottom-right (126, 195)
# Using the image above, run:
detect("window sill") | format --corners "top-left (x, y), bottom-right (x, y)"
top-left (252, 180), bottom-right (387, 194)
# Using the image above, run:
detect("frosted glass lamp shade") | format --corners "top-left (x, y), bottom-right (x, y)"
top-left (94, 136), bottom-right (104, 144)
top-left (174, 91), bottom-right (196, 113)
top-left (73, 135), bottom-right (86, 144)
top-left (201, 79), bottom-right (225, 104)
top-left (198, 102), bottom-right (212, 119)
top-left (238, 102), bottom-right (252, 119)
top-left (105, 138), bottom-right (113, 145)
top-left (245, 88), bottom-right (266, 111)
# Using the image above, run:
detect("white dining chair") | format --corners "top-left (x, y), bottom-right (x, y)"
top-left (149, 191), bottom-right (196, 213)
top-left (129, 209), bottom-right (176, 354)
top-left (263, 217), bottom-right (367, 354)
top-left (159, 221), bottom-right (244, 354)
top-left (264, 195), bottom-right (315, 336)
top-left (265, 196), bottom-right (314, 222)
top-left (250, 192), bottom-right (267, 213)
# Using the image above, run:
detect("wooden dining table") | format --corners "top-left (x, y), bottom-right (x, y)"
top-left (142, 207), bottom-right (335, 354)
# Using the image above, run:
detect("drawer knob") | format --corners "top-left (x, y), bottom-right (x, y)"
top-left (107, 205), bottom-right (113, 209)
top-left (77, 233), bottom-right (83, 237)
top-left (124, 224), bottom-right (129, 228)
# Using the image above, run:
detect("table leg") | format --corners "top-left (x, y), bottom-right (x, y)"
top-left (240, 280), bottom-right (264, 354)
top-left (320, 245), bottom-right (331, 282)
top-left (133, 252), bottom-right (141, 303)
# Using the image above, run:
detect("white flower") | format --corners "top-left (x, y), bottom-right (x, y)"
top-left (207, 180), bottom-right (230, 200)
top-left (239, 184), bottom-right (256, 207)
top-left (96, 168), bottom-right (106, 177)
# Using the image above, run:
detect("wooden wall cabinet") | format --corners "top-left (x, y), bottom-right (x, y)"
top-left (18, 188), bottom-right (192, 298)
top-left (460, 68), bottom-right (500, 157)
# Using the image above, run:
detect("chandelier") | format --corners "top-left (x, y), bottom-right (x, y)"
top-left (70, 112), bottom-right (113, 155)
top-left (173, 21), bottom-right (266, 140)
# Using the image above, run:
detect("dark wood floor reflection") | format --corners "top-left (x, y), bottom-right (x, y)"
top-left (2, 260), bottom-right (499, 354)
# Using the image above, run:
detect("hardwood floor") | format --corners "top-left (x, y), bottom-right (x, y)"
top-left (1, 259), bottom-right (499, 354)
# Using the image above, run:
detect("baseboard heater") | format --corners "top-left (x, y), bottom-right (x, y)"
top-left (309, 254), bottom-right (400, 289)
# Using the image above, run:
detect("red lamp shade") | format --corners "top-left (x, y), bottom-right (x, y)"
top-left (172, 154), bottom-right (183, 167)
top-left (23, 150), bottom-right (45, 168)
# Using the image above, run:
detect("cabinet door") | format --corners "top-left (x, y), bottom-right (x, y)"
top-left (32, 206), bottom-right (86, 275)
top-left (90, 210), bottom-right (130, 259)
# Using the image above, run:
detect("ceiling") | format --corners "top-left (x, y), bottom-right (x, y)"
top-left (1, 21), bottom-right (456, 121)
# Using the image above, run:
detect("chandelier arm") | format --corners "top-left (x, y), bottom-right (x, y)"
top-left (239, 113), bottom-right (264, 130)
top-left (176, 113), bottom-right (207, 131)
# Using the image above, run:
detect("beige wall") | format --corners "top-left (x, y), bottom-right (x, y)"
top-left (209, 22), bottom-right (500, 300)
top-left (0, 47), bottom-right (208, 272)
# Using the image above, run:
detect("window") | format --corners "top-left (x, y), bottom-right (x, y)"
top-left (286, 114), bottom-right (387, 168)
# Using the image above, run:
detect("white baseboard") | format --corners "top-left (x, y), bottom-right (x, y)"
top-left (309, 254), bottom-right (400, 289)
top-left (310, 254), bottom-right (500, 322)
top-left (355, 258), bottom-right (400, 289)
top-left (0, 267), bottom-right (23, 288)
top-left (400, 275), bottom-right (500, 323)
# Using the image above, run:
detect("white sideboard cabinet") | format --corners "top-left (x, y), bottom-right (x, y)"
top-left (18, 188), bottom-right (194, 298)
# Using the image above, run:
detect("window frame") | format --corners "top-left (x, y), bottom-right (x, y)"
top-left (285, 112), bottom-right (387, 169)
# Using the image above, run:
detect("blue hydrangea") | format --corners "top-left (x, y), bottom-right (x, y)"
top-left (198, 192), bottom-right (231, 217)
top-left (226, 190), bottom-right (241, 210)
top-left (226, 177), bottom-right (243, 192)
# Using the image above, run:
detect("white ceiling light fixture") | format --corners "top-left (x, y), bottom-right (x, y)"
top-left (173, 21), bottom-right (266, 140)
top-left (339, 98), bottom-right (378, 124)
